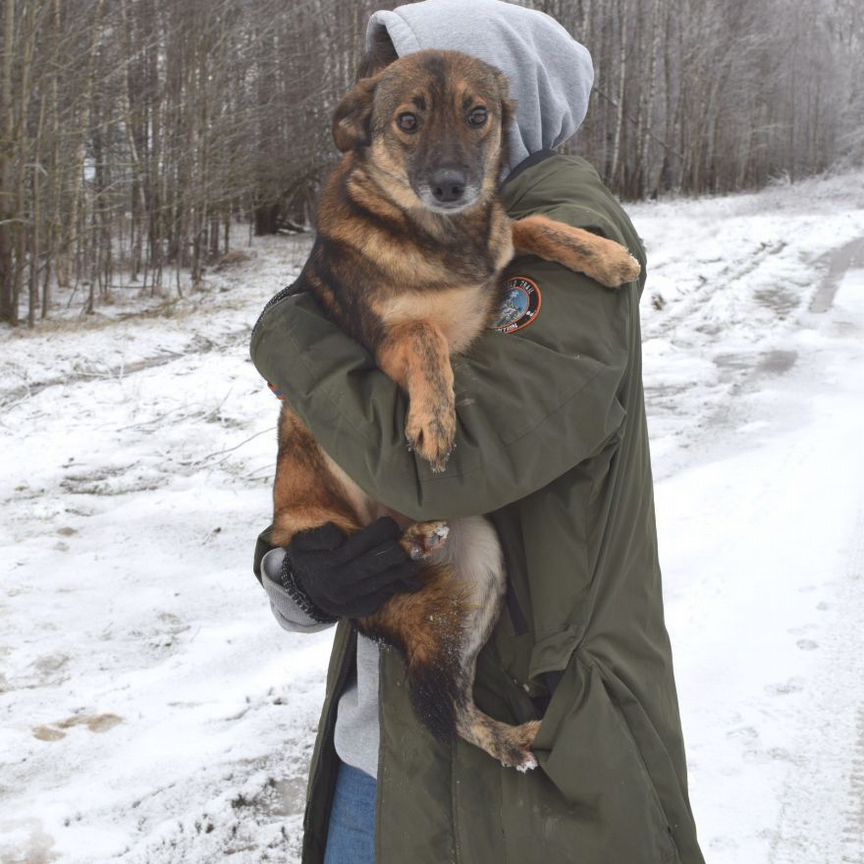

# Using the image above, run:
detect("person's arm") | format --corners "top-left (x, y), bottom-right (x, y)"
top-left (251, 244), bottom-right (633, 523)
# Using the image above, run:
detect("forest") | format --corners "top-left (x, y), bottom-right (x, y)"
top-left (0, 0), bottom-right (861, 326)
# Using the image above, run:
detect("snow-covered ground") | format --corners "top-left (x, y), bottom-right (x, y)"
top-left (1, 172), bottom-right (863, 863)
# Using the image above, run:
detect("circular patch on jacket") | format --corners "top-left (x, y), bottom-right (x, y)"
top-left (489, 276), bottom-right (542, 334)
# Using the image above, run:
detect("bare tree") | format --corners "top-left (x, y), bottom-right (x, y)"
top-left (0, 0), bottom-right (859, 326)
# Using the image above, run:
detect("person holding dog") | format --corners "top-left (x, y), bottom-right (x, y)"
top-left (252, 1), bottom-right (706, 862)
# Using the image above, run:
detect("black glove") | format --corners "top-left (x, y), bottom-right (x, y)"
top-left (281, 517), bottom-right (424, 622)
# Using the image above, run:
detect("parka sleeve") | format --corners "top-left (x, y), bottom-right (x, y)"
top-left (251, 240), bottom-right (634, 522)
top-left (259, 548), bottom-right (333, 633)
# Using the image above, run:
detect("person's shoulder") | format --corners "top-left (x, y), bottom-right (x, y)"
top-left (502, 153), bottom-right (607, 207)
top-left (502, 154), bottom-right (644, 268)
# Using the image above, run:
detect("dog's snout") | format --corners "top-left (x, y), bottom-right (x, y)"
top-left (431, 169), bottom-right (467, 204)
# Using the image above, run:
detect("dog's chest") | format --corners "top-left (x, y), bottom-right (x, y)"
top-left (374, 282), bottom-right (496, 354)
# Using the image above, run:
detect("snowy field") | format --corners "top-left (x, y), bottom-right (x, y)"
top-left (2, 172), bottom-right (864, 863)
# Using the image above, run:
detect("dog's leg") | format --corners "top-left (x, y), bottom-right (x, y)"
top-left (383, 517), bottom-right (543, 770)
top-left (442, 517), bottom-right (541, 771)
top-left (457, 705), bottom-right (542, 772)
top-left (511, 214), bottom-right (641, 288)
top-left (376, 320), bottom-right (456, 472)
top-left (362, 568), bottom-right (540, 771)
top-left (272, 404), bottom-right (365, 546)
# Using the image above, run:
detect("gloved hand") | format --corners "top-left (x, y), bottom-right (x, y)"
top-left (281, 516), bottom-right (424, 622)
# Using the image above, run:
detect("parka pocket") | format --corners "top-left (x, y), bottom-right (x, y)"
top-left (531, 656), bottom-right (680, 863)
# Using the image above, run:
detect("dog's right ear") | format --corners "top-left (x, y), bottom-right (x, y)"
top-left (333, 76), bottom-right (379, 152)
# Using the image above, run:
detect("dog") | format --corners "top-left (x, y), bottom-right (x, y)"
top-left (271, 50), bottom-right (639, 770)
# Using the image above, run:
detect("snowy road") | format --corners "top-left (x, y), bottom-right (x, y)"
top-left (2, 174), bottom-right (864, 862)
top-left (651, 241), bottom-right (864, 863)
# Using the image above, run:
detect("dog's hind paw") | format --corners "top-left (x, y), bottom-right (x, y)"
top-left (515, 753), bottom-right (538, 773)
top-left (499, 720), bottom-right (542, 772)
top-left (401, 521), bottom-right (450, 560)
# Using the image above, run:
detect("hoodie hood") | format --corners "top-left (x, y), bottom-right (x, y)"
top-left (366, 0), bottom-right (594, 174)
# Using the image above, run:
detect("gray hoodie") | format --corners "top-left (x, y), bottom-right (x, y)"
top-left (366, 0), bottom-right (594, 173)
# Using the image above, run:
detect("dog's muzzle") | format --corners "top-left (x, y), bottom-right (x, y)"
top-left (416, 168), bottom-right (481, 213)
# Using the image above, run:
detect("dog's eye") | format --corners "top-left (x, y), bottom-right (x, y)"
top-left (468, 108), bottom-right (488, 128)
top-left (397, 113), bottom-right (418, 133)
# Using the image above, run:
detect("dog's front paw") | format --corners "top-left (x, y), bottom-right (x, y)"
top-left (588, 240), bottom-right (641, 288)
top-left (405, 402), bottom-right (456, 472)
top-left (401, 521), bottom-right (450, 560)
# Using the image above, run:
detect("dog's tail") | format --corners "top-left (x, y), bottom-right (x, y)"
top-left (406, 650), bottom-right (464, 740)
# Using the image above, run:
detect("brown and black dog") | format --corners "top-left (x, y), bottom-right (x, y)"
top-left (271, 50), bottom-right (639, 770)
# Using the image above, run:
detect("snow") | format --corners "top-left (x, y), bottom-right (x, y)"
top-left (629, 174), bottom-right (864, 863)
top-left (2, 172), bottom-right (864, 862)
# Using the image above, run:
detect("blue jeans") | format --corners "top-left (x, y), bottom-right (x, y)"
top-left (324, 761), bottom-right (377, 864)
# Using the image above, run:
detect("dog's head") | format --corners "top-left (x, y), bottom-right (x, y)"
top-left (333, 50), bottom-right (514, 214)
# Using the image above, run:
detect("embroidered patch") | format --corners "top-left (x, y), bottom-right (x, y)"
top-left (489, 276), bottom-right (542, 334)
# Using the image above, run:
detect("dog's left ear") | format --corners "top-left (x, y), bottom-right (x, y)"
top-left (333, 76), bottom-right (379, 152)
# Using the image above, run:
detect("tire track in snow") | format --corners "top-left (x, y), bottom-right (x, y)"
top-left (764, 245), bottom-right (864, 864)
top-left (0, 329), bottom-right (250, 410)
top-left (840, 506), bottom-right (864, 864)
top-left (844, 707), bottom-right (864, 863)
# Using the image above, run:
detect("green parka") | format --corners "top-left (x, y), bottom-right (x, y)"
top-left (250, 153), bottom-right (705, 864)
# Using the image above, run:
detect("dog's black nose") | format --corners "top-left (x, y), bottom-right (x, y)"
top-left (430, 169), bottom-right (467, 203)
